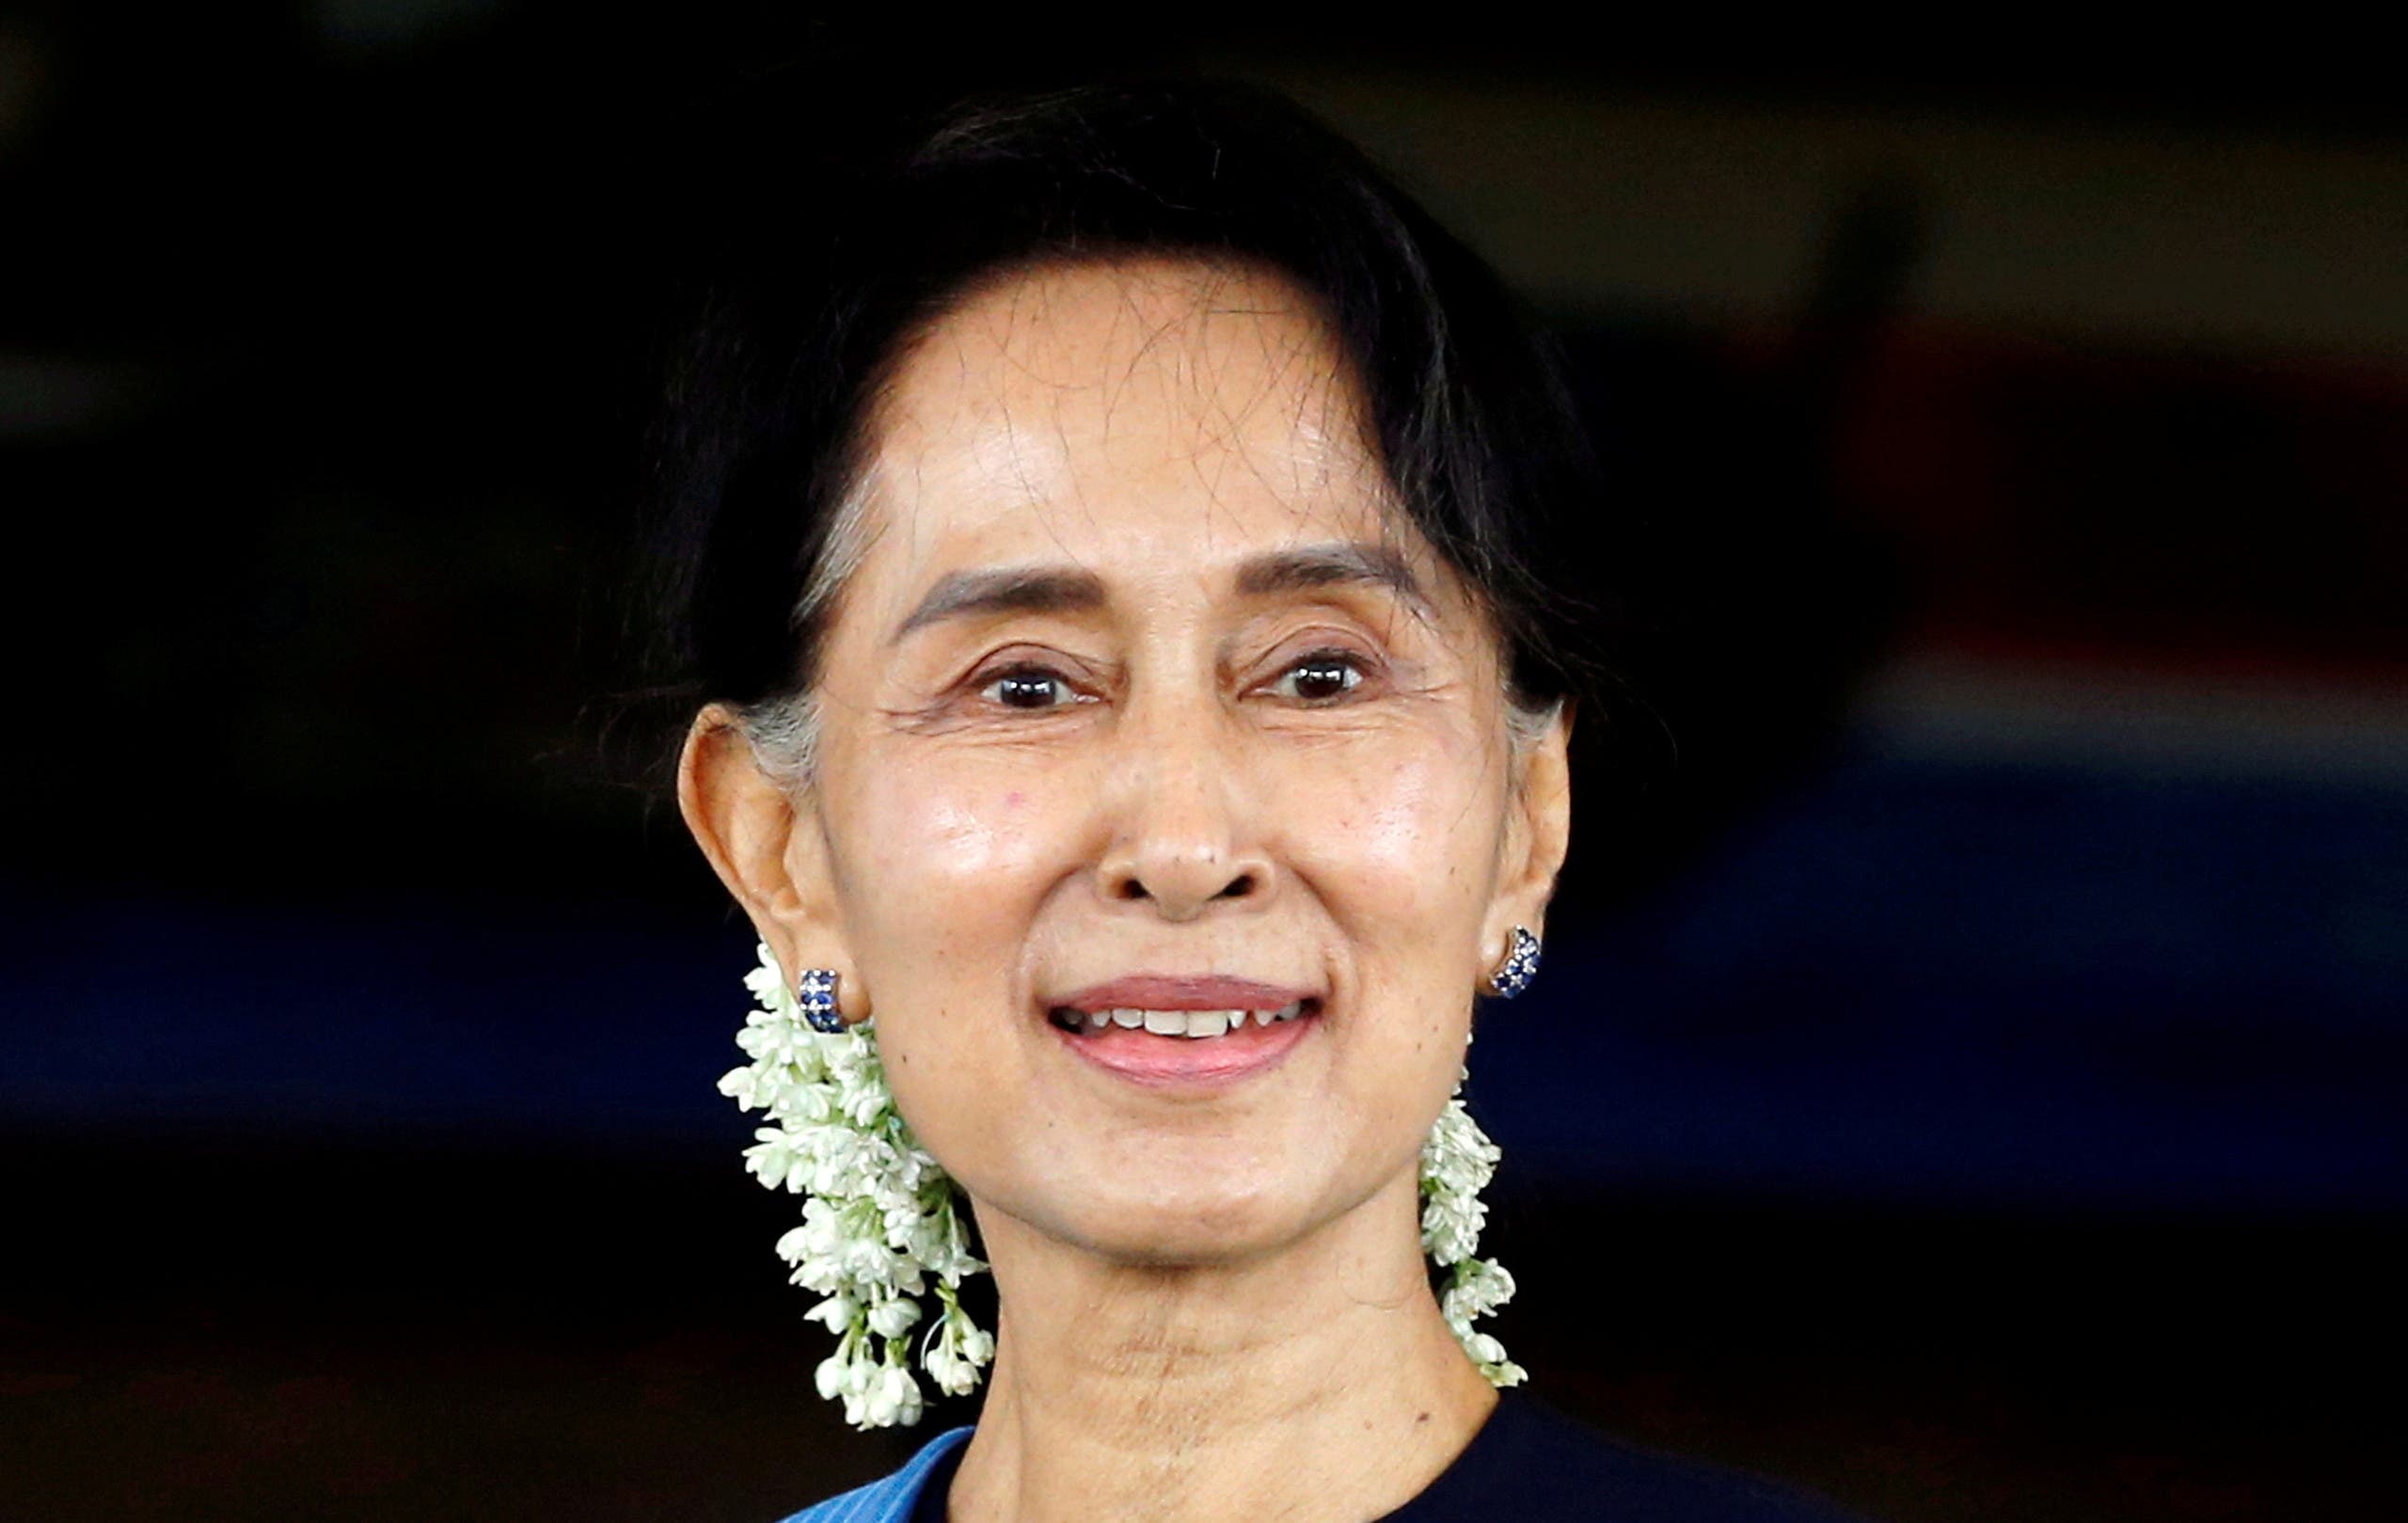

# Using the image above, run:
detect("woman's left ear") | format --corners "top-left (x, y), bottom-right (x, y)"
top-left (1485, 700), bottom-right (1574, 976)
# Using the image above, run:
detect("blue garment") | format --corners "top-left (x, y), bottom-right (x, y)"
top-left (776, 1426), bottom-right (972, 1523)
top-left (772, 1395), bottom-right (1874, 1521)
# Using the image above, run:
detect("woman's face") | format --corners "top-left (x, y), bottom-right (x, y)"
top-left (712, 258), bottom-right (1567, 1267)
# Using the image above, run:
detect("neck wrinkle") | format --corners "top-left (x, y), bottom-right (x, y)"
top-left (941, 1169), bottom-right (1498, 1523)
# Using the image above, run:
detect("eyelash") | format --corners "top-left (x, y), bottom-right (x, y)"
top-left (973, 647), bottom-right (1372, 712)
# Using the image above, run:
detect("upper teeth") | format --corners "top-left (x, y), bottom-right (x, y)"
top-left (1057, 1002), bottom-right (1306, 1038)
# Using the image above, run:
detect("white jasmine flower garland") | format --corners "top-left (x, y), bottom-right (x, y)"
top-left (721, 943), bottom-right (1520, 1428)
top-left (721, 944), bottom-right (992, 1430)
top-left (1421, 1069), bottom-right (1528, 1388)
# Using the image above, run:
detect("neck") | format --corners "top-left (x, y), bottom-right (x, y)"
top-left (943, 1169), bottom-right (1497, 1523)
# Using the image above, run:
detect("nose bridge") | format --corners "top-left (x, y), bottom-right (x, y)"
top-left (1098, 674), bottom-right (1266, 916)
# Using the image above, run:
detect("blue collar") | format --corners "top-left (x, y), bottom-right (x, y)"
top-left (777, 1426), bottom-right (974, 1523)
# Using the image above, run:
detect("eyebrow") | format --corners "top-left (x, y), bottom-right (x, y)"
top-left (889, 540), bottom-right (1432, 644)
top-left (1233, 542), bottom-right (1432, 614)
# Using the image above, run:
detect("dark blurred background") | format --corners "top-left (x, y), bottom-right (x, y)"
top-left (3, 9), bottom-right (2402, 1520)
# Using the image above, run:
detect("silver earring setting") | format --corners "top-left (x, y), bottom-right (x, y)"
top-left (797, 966), bottom-right (844, 1033)
top-left (1485, 926), bottom-right (1541, 1000)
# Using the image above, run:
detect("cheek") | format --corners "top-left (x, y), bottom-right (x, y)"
top-left (835, 764), bottom-right (1070, 1074)
top-left (1301, 741), bottom-right (1502, 928)
top-left (849, 764), bottom-right (1063, 913)
top-left (1344, 758), bottom-right (1495, 1132)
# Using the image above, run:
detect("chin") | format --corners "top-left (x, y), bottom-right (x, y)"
top-left (1026, 1174), bottom-right (1324, 1269)
top-left (952, 1125), bottom-right (1420, 1272)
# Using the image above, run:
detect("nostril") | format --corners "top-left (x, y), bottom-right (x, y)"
top-left (1103, 863), bottom-right (1264, 911)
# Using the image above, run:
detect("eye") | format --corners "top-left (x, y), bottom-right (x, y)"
top-left (978, 665), bottom-right (1079, 710)
top-left (1266, 649), bottom-right (1368, 704)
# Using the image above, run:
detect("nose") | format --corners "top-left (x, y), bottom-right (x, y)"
top-left (1095, 706), bottom-right (1275, 921)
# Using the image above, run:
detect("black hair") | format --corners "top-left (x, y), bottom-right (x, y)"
top-left (642, 74), bottom-right (1626, 755)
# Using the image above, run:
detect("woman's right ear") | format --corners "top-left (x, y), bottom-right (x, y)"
top-left (675, 705), bottom-right (833, 981)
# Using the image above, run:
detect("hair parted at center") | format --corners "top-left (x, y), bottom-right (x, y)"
top-left (642, 73), bottom-right (1631, 785)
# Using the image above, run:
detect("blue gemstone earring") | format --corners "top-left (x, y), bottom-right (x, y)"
top-left (1485, 927), bottom-right (1541, 1000)
top-left (797, 967), bottom-right (846, 1033)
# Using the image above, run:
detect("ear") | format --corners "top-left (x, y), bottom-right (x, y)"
top-left (1482, 699), bottom-right (1574, 977)
top-left (676, 704), bottom-right (870, 1023)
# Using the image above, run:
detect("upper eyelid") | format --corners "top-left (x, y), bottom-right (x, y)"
top-left (977, 641), bottom-right (1386, 684)
top-left (1259, 637), bottom-right (1380, 672)
top-left (1246, 645), bottom-right (1379, 701)
top-left (957, 638), bottom-right (1382, 701)
top-left (974, 661), bottom-right (1089, 704)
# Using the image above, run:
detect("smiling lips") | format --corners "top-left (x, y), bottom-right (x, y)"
top-left (1046, 975), bottom-right (1322, 1087)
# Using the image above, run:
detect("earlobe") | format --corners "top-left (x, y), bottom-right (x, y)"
top-left (677, 706), bottom-right (857, 1012)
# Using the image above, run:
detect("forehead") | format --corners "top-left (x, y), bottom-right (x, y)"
top-left (852, 257), bottom-right (1427, 589)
